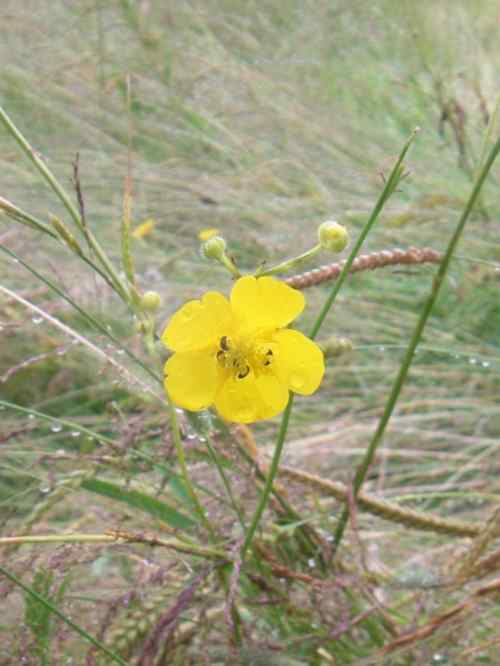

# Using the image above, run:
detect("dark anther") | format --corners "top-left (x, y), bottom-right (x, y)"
top-left (237, 365), bottom-right (250, 379)
top-left (265, 349), bottom-right (273, 356)
top-left (220, 335), bottom-right (229, 351)
top-left (216, 350), bottom-right (225, 361)
top-left (264, 359), bottom-right (271, 366)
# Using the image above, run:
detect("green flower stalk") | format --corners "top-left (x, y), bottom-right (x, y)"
top-left (201, 235), bottom-right (241, 277)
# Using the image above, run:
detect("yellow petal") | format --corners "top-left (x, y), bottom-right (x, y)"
top-left (214, 369), bottom-right (289, 423)
top-left (198, 227), bottom-right (220, 241)
top-left (272, 329), bottom-right (324, 395)
top-left (164, 351), bottom-right (219, 411)
top-left (161, 292), bottom-right (233, 353)
top-left (254, 372), bottom-right (290, 420)
top-left (230, 276), bottom-right (305, 334)
top-left (132, 219), bottom-right (156, 239)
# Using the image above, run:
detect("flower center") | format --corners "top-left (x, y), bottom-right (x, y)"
top-left (215, 335), bottom-right (274, 380)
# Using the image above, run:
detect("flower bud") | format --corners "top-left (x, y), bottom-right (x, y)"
top-left (201, 235), bottom-right (227, 261)
top-left (198, 227), bottom-right (220, 241)
top-left (320, 336), bottom-right (353, 358)
top-left (140, 291), bottom-right (161, 312)
top-left (318, 220), bottom-right (349, 253)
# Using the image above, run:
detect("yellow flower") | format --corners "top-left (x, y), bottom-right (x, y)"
top-left (132, 219), bottom-right (156, 239)
top-left (161, 276), bottom-right (324, 423)
top-left (198, 227), bottom-right (220, 241)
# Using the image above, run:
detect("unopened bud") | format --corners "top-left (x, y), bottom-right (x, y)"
top-left (202, 236), bottom-right (227, 261)
top-left (140, 291), bottom-right (161, 312)
top-left (198, 227), bottom-right (220, 241)
top-left (318, 221), bottom-right (349, 253)
top-left (320, 336), bottom-right (353, 358)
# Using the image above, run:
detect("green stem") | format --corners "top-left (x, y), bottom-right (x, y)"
top-left (0, 105), bottom-right (130, 303)
top-left (219, 251), bottom-right (241, 278)
top-left (0, 196), bottom-right (58, 238)
top-left (257, 244), bottom-right (322, 277)
top-left (205, 438), bottom-right (246, 529)
top-left (241, 395), bottom-right (294, 560)
top-left (309, 129), bottom-right (418, 341)
top-left (332, 130), bottom-right (500, 552)
top-left (168, 402), bottom-right (219, 541)
top-left (0, 564), bottom-right (129, 666)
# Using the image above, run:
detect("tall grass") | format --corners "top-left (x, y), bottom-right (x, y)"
top-left (1, 1), bottom-right (500, 663)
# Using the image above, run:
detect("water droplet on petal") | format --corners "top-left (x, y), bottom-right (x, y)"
top-left (289, 373), bottom-right (305, 391)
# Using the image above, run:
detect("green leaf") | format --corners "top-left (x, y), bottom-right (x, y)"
top-left (81, 478), bottom-right (195, 529)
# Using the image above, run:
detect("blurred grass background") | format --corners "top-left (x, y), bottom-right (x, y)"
top-left (1, 1), bottom-right (500, 663)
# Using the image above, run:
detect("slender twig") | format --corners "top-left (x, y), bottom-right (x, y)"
top-left (332, 129), bottom-right (500, 552)
top-left (287, 246), bottom-right (442, 290)
top-left (278, 466), bottom-right (481, 538)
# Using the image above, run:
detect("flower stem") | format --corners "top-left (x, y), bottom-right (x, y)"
top-left (240, 395), bottom-right (294, 560)
top-left (332, 129), bottom-right (500, 553)
top-left (205, 438), bottom-right (246, 529)
top-left (168, 402), bottom-right (219, 542)
top-left (257, 244), bottom-right (322, 276)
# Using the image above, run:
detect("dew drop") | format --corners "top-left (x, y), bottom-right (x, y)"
top-left (469, 358), bottom-right (477, 365)
top-left (28, 414), bottom-right (35, 420)
top-left (289, 373), bottom-right (305, 391)
top-left (482, 361), bottom-right (490, 368)
top-left (307, 558), bottom-right (315, 568)
top-left (378, 345), bottom-right (385, 352)
top-left (70, 430), bottom-right (81, 438)
top-left (40, 486), bottom-right (50, 494)
top-left (32, 317), bottom-right (43, 325)
top-left (51, 423), bottom-right (63, 433)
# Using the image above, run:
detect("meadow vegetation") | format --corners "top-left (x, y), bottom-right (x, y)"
top-left (1, 1), bottom-right (500, 663)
